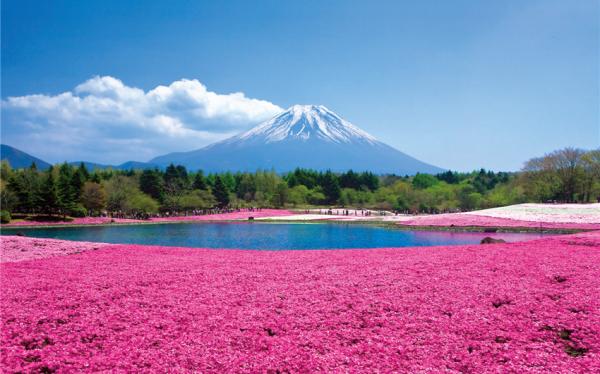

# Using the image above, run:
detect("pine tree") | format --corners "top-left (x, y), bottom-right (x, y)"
top-left (213, 176), bottom-right (230, 208)
top-left (90, 172), bottom-right (101, 183)
top-left (57, 163), bottom-right (76, 215)
top-left (359, 171), bottom-right (379, 191)
top-left (140, 169), bottom-right (164, 200)
top-left (192, 170), bottom-right (208, 190)
top-left (40, 167), bottom-right (60, 215)
top-left (321, 170), bottom-right (341, 204)
top-left (164, 164), bottom-right (189, 193)
top-left (8, 168), bottom-right (41, 213)
top-left (77, 162), bottom-right (90, 180)
top-left (340, 170), bottom-right (360, 189)
top-left (71, 167), bottom-right (87, 202)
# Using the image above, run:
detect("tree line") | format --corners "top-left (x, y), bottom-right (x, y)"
top-left (1, 147), bottom-right (598, 223)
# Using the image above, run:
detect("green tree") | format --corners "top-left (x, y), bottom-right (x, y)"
top-left (580, 150), bottom-right (600, 202)
top-left (57, 163), bottom-right (77, 216)
top-left (140, 169), bottom-right (164, 200)
top-left (7, 165), bottom-right (42, 213)
top-left (285, 168), bottom-right (318, 189)
top-left (127, 193), bottom-right (159, 216)
top-left (104, 175), bottom-right (159, 216)
top-left (458, 184), bottom-right (482, 211)
top-left (213, 176), bottom-right (230, 208)
top-left (0, 186), bottom-right (17, 213)
top-left (104, 175), bottom-right (134, 213)
top-left (71, 166), bottom-right (88, 202)
top-left (0, 160), bottom-right (12, 181)
top-left (164, 164), bottom-right (189, 193)
top-left (485, 183), bottom-right (525, 208)
top-left (306, 188), bottom-right (326, 205)
top-left (236, 173), bottom-right (256, 201)
top-left (163, 165), bottom-right (190, 211)
top-left (271, 181), bottom-right (289, 207)
top-left (40, 167), bottom-right (60, 215)
top-left (77, 162), bottom-right (90, 180)
top-left (339, 170), bottom-right (360, 189)
top-left (221, 172), bottom-right (237, 193)
top-left (177, 190), bottom-right (217, 210)
top-left (412, 173), bottom-right (438, 189)
top-left (321, 171), bottom-right (341, 204)
top-left (339, 188), bottom-right (373, 208)
top-left (192, 170), bottom-right (208, 190)
top-left (522, 148), bottom-right (586, 202)
top-left (395, 196), bottom-right (410, 212)
top-left (436, 170), bottom-right (460, 184)
top-left (359, 171), bottom-right (379, 191)
top-left (81, 182), bottom-right (107, 214)
top-left (288, 185), bottom-right (310, 206)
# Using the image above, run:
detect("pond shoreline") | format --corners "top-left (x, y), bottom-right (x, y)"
top-left (1, 217), bottom-right (584, 235)
top-left (3, 204), bottom-right (599, 237)
top-left (1, 223), bottom-right (556, 254)
top-left (3, 215), bottom-right (598, 235)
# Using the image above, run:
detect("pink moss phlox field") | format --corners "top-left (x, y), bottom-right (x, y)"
top-left (3, 217), bottom-right (145, 227)
top-left (2, 209), bottom-right (294, 227)
top-left (2, 233), bottom-right (600, 372)
top-left (397, 213), bottom-right (600, 230)
top-left (0, 236), bottom-right (110, 263)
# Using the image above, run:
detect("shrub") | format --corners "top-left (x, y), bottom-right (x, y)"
top-left (0, 210), bottom-right (11, 223)
top-left (69, 204), bottom-right (88, 218)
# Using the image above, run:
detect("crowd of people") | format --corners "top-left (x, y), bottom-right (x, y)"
top-left (103, 207), bottom-right (396, 221)
top-left (104, 207), bottom-right (265, 221)
top-left (306, 209), bottom-right (392, 216)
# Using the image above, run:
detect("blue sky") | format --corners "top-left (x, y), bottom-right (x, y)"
top-left (1, 0), bottom-right (598, 171)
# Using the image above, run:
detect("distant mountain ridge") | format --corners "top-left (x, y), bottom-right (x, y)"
top-left (2, 105), bottom-right (444, 175)
top-left (66, 160), bottom-right (159, 170)
top-left (0, 145), bottom-right (157, 171)
top-left (1, 144), bottom-right (51, 170)
top-left (151, 105), bottom-right (443, 174)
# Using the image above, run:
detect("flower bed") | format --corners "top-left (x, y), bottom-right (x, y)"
top-left (397, 213), bottom-right (600, 230)
top-left (0, 236), bottom-right (111, 263)
top-left (3, 217), bottom-right (145, 227)
top-left (463, 203), bottom-right (600, 224)
top-left (1, 232), bottom-right (599, 372)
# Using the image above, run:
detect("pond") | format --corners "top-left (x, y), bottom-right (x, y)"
top-left (1, 222), bottom-right (553, 250)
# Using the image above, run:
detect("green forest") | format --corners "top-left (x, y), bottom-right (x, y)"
top-left (1, 147), bottom-right (598, 223)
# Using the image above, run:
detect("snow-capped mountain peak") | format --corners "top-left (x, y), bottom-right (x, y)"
top-left (151, 104), bottom-right (444, 174)
top-left (230, 104), bottom-right (378, 145)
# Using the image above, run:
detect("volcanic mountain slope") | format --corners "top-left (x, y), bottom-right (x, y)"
top-left (151, 105), bottom-right (443, 174)
top-left (0, 144), bottom-right (51, 170)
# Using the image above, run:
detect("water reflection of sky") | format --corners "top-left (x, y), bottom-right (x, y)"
top-left (1, 223), bottom-right (553, 251)
top-left (408, 230), bottom-right (549, 247)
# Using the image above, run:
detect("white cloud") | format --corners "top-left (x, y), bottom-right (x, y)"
top-left (1, 76), bottom-right (283, 164)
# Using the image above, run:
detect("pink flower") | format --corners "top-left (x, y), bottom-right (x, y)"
top-left (397, 214), bottom-right (600, 230)
top-left (1, 231), bottom-right (599, 371)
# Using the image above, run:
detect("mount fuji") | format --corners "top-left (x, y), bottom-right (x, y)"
top-left (151, 105), bottom-right (443, 174)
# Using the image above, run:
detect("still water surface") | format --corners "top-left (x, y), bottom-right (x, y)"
top-left (1, 222), bottom-right (553, 250)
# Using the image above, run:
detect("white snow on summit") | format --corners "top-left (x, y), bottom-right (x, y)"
top-left (227, 105), bottom-right (378, 145)
top-left (151, 104), bottom-right (444, 174)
